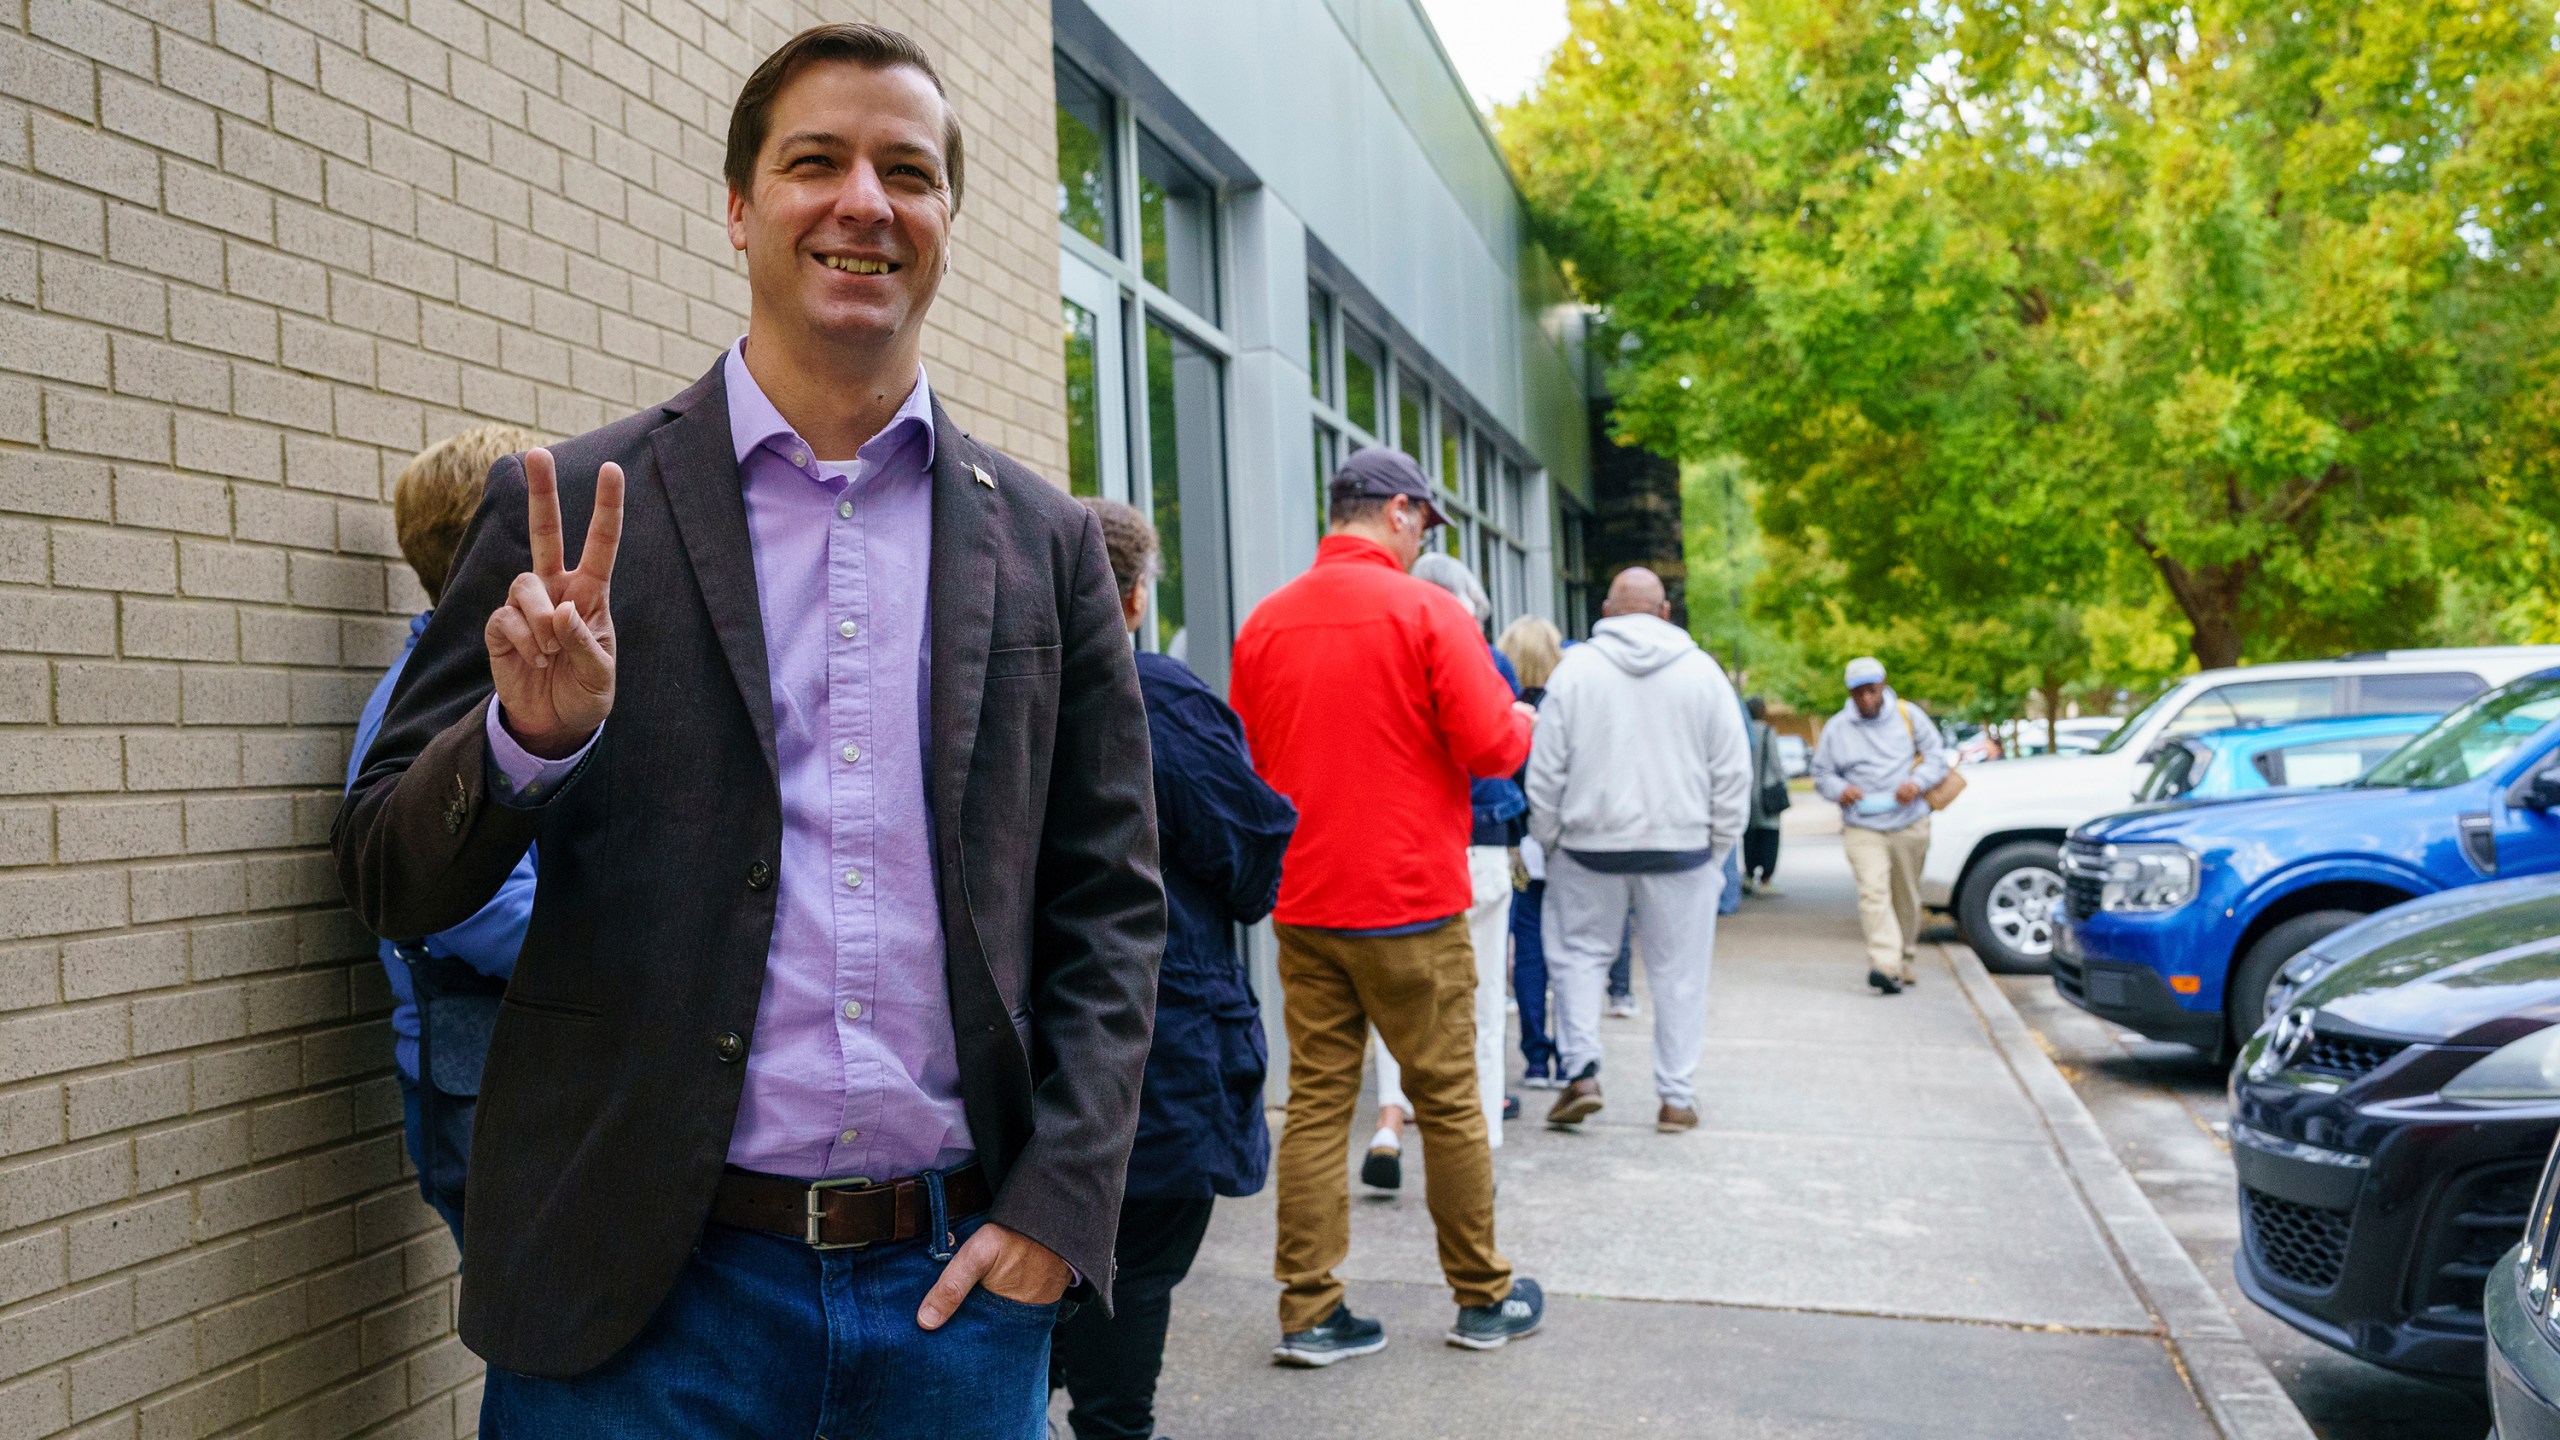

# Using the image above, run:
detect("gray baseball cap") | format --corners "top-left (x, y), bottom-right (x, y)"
top-left (1329, 447), bottom-right (1450, 529)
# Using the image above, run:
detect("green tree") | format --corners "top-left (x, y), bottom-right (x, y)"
top-left (1503, 0), bottom-right (2560, 671)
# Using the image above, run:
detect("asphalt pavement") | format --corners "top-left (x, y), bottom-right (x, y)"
top-left (1075, 813), bottom-right (2307, 1439)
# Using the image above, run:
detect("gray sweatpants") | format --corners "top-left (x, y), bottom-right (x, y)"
top-left (1545, 851), bottom-right (1723, 1108)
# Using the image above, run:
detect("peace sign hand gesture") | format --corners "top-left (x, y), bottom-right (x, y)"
top-left (484, 448), bottom-right (622, 759)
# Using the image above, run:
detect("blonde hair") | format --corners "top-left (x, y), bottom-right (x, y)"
top-left (1498, 616), bottom-right (1564, 691)
top-left (394, 424), bottom-right (546, 602)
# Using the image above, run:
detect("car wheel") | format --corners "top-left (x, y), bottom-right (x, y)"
top-left (1958, 841), bottom-right (2066, 974)
top-left (2226, 910), bottom-right (2366, 1049)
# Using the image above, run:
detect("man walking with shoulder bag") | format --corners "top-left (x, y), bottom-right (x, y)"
top-left (1811, 657), bottom-right (1954, 995)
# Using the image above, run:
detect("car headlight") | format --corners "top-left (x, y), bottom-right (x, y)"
top-left (2444, 1025), bottom-right (2560, 1102)
top-left (2088, 843), bottom-right (2197, 912)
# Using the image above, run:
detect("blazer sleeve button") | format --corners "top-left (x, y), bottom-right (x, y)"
top-left (714, 1031), bottom-right (745, 1063)
top-left (746, 860), bottom-right (772, 890)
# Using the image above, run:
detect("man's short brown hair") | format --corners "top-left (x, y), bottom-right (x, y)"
top-left (724, 24), bottom-right (965, 213)
top-left (1077, 496), bottom-right (1159, 601)
top-left (394, 424), bottom-right (546, 604)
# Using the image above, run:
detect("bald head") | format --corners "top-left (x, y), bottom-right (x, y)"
top-left (1602, 566), bottom-right (1670, 620)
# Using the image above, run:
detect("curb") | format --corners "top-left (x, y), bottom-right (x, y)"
top-left (1945, 945), bottom-right (2319, 1440)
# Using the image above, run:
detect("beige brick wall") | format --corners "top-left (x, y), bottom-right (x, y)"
top-left (0, 0), bottom-right (1063, 1430)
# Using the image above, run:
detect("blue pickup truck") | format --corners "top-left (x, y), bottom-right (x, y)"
top-left (2055, 669), bottom-right (2560, 1054)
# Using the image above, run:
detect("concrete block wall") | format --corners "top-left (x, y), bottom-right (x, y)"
top-left (0, 0), bottom-right (1063, 1430)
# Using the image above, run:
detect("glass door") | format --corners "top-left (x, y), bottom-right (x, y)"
top-left (1059, 253), bottom-right (1129, 503)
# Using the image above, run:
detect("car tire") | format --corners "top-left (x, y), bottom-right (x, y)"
top-left (1957, 841), bottom-right (2067, 974)
top-left (2226, 910), bottom-right (2366, 1049)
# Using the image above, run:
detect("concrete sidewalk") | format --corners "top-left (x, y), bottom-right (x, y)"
top-left (1101, 821), bottom-right (2315, 1438)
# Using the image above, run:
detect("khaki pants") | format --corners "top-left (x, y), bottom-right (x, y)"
top-left (1369, 846), bottom-right (1515, 1147)
top-left (1273, 919), bottom-right (1511, 1332)
top-left (1842, 817), bottom-right (1931, 980)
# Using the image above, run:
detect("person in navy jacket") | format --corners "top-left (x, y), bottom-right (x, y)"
top-left (1050, 498), bottom-right (1297, 1440)
top-left (345, 425), bottom-right (545, 1245)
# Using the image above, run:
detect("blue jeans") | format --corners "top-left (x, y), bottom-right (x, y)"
top-left (397, 1077), bottom-right (465, 1247)
top-left (481, 1212), bottom-right (1056, 1438)
top-left (1719, 847), bottom-right (1743, 916)
top-left (1609, 918), bottom-right (1633, 1001)
top-left (1511, 880), bottom-right (1555, 1068)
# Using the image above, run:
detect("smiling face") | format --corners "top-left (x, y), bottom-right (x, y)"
top-left (726, 59), bottom-right (953, 367)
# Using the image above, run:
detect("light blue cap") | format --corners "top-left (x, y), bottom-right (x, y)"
top-left (1844, 656), bottom-right (1886, 689)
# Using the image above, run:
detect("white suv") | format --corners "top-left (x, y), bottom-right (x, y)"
top-left (1930, 647), bottom-right (2560, 971)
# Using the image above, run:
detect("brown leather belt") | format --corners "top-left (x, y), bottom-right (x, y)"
top-left (711, 1162), bottom-right (993, 1250)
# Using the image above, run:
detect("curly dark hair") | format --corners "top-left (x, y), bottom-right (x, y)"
top-left (1077, 496), bottom-right (1160, 602)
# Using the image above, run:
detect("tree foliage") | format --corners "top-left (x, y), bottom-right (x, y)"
top-left (1502, 0), bottom-right (2560, 680)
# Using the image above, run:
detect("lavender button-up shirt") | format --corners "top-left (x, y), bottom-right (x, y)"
top-left (489, 340), bottom-right (971, 1181)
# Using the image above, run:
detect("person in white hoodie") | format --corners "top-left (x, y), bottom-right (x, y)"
top-left (1526, 567), bottom-right (1752, 1134)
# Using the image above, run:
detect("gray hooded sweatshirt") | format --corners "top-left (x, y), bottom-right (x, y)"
top-left (1525, 614), bottom-right (1752, 861)
top-left (1810, 688), bottom-right (1951, 833)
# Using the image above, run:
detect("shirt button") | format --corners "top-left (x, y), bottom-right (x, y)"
top-left (842, 744), bottom-right (860, 764)
top-left (839, 1129), bottom-right (859, 1144)
top-left (746, 860), bottom-right (772, 891)
top-left (843, 868), bottom-right (862, 889)
top-left (843, 1000), bottom-right (863, 1021)
top-left (714, 1031), bottom-right (745, 1063)
top-left (791, 448), bottom-right (809, 466)
top-left (837, 499), bottom-right (852, 519)
top-left (838, 620), bottom-right (858, 639)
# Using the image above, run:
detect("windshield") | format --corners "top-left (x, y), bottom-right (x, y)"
top-left (2360, 676), bottom-right (2560, 790)
top-left (2095, 687), bottom-right (2183, 754)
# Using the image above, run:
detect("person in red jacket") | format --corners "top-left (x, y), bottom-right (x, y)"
top-left (1230, 447), bottom-right (1547, 1366)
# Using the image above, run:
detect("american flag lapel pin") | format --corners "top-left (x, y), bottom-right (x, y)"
top-left (971, 463), bottom-right (994, 488)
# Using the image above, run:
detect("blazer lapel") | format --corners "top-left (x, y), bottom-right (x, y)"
top-left (653, 363), bottom-right (780, 780)
top-left (926, 398), bottom-right (998, 855)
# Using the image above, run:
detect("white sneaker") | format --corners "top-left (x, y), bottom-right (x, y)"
top-left (1605, 997), bottom-right (1639, 1019)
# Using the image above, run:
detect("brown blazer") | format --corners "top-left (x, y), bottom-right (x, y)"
top-left (333, 362), bottom-right (1164, 1378)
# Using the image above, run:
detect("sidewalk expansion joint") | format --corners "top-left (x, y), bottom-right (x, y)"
top-left (1943, 944), bottom-right (2318, 1440)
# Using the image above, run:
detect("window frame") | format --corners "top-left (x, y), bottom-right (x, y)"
top-left (1052, 47), bottom-right (1236, 658)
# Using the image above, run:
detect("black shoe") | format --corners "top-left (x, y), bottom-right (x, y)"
top-left (1448, 1277), bottom-right (1544, 1350)
top-left (1867, 969), bottom-right (1903, 995)
top-left (1274, 1303), bottom-right (1389, 1367)
top-left (1502, 1094), bottom-right (1521, 1121)
top-left (1361, 1146), bottom-right (1402, 1192)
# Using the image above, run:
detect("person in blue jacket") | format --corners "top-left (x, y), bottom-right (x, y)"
top-left (1050, 499), bottom-right (1297, 1440)
top-left (344, 424), bottom-right (544, 1246)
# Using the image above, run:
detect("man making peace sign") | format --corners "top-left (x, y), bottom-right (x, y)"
top-left (333, 25), bottom-right (1164, 1438)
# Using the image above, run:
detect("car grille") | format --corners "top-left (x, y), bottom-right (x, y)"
top-left (2414, 1164), bottom-right (2542, 1317)
top-left (2062, 839), bottom-right (2106, 921)
top-left (2294, 1031), bottom-right (2409, 1083)
top-left (2244, 1186), bottom-right (2353, 1291)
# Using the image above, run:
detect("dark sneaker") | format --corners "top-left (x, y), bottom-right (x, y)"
top-left (1448, 1277), bottom-right (1543, 1350)
top-left (1867, 969), bottom-right (1903, 996)
top-left (1502, 1094), bottom-right (1521, 1122)
top-left (1520, 1059), bottom-right (1559, 1090)
top-left (1360, 1145), bottom-right (1401, 1192)
top-left (1546, 1065), bottom-right (1602, 1128)
top-left (1656, 1103), bottom-right (1699, 1133)
top-left (1274, 1304), bottom-right (1388, 1367)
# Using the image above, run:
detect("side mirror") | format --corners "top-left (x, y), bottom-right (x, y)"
top-left (2517, 762), bottom-right (2560, 812)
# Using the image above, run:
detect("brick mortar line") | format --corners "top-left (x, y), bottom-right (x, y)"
top-left (1944, 942), bottom-right (2318, 1440)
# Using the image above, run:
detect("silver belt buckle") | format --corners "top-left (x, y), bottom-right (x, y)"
top-left (805, 1175), bottom-right (875, 1250)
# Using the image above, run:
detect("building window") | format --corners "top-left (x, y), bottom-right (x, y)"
top-left (1341, 323), bottom-right (1382, 437)
top-left (1053, 49), bottom-right (1236, 680)
top-left (1062, 299), bottom-right (1102, 497)
top-left (1137, 128), bottom-right (1218, 321)
top-left (1300, 282), bottom-right (1540, 621)
top-left (1055, 59), bottom-right (1116, 250)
